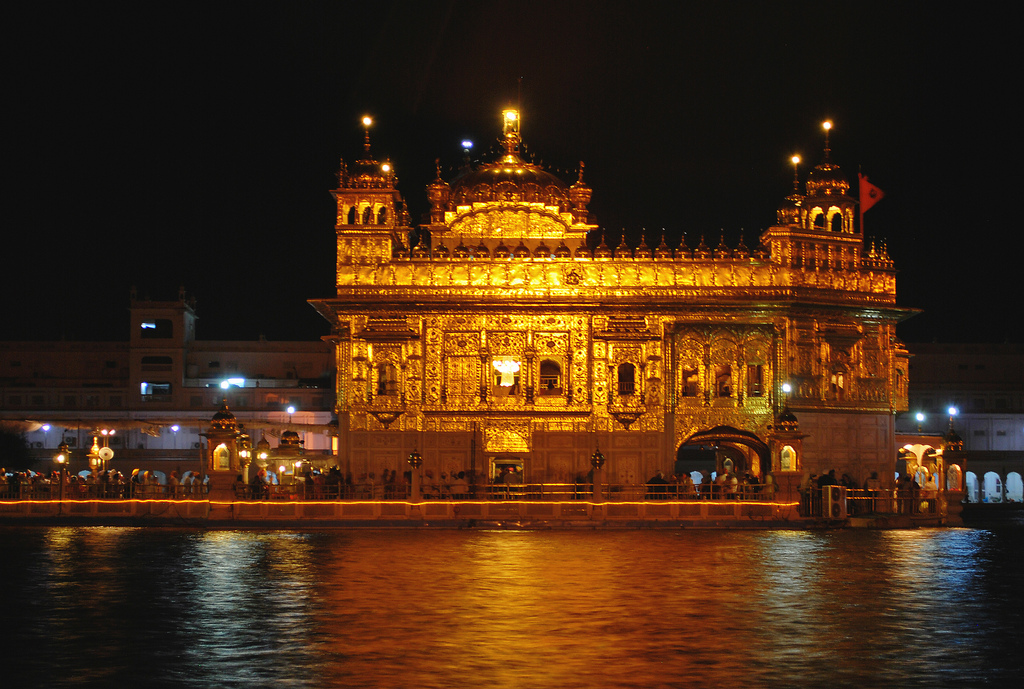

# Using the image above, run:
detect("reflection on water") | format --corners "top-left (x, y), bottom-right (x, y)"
top-left (3, 523), bottom-right (1021, 688)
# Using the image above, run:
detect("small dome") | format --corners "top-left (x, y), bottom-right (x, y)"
top-left (634, 234), bottom-right (652, 259)
top-left (734, 233), bottom-right (749, 259)
top-left (574, 241), bottom-right (591, 259)
top-left (554, 241), bottom-right (572, 258)
top-left (411, 242), bottom-right (429, 259)
top-left (433, 241), bottom-right (450, 259)
top-left (715, 232), bottom-right (731, 259)
top-left (693, 235), bottom-right (711, 260)
top-left (805, 161), bottom-right (850, 198)
top-left (494, 240), bottom-right (511, 259)
top-left (614, 233), bottom-right (631, 259)
top-left (777, 408), bottom-right (799, 432)
top-left (676, 234), bottom-right (690, 259)
top-left (453, 239), bottom-right (470, 258)
top-left (210, 400), bottom-right (238, 431)
top-left (474, 240), bottom-right (490, 259)
top-left (654, 233), bottom-right (673, 260)
top-left (512, 240), bottom-right (531, 258)
top-left (280, 430), bottom-right (301, 447)
top-left (534, 241), bottom-right (551, 258)
top-left (593, 233), bottom-right (612, 259)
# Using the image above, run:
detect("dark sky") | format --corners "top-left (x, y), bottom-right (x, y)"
top-left (5, 1), bottom-right (1017, 343)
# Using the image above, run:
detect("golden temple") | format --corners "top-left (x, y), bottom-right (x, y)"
top-left (310, 111), bottom-right (913, 490)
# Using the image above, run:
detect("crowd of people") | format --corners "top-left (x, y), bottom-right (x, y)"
top-left (241, 466), bottom-right (476, 500)
top-left (642, 469), bottom-right (777, 500)
top-left (0, 467), bottom-right (209, 499)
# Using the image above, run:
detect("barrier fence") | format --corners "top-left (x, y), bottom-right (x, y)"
top-left (0, 480), bottom-right (943, 517)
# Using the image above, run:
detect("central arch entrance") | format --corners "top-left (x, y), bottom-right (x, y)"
top-left (677, 426), bottom-right (770, 478)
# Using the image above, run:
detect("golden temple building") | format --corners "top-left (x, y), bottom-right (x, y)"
top-left (310, 111), bottom-right (912, 490)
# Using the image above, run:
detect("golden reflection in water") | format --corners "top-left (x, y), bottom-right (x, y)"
top-left (5, 526), bottom-right (1015, 688)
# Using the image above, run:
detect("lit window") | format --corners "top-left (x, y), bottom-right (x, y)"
top-left (539, 360), bottom-right (562, 395)
top-left (492, 357), bottom-right (521, 393)
top-left (617, 363), bottom-right (636, 396)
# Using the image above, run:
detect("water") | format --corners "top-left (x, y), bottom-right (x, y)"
top-left (2, 520), bottom-right (1021, 688)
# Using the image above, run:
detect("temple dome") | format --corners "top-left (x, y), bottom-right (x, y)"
top-left (449, 159), bottom-right (571, 209)
top-left (805, 161), bottom-right (850, 198)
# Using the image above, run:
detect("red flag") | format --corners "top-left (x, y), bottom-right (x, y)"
top-left (859, 173), bottom-right (885, 213)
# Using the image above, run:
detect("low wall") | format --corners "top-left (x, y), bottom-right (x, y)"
top-left (0, 497), bottom-right (802, 526)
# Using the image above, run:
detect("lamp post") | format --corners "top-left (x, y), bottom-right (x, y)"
top-left (916, 412), bottom-right (925, 433)
top-left (408, 449), bottom-right (423, 501)
top-left (54, 441), bottom-right (70, 512)
top-left (590, 445), bottom-right (606, 503)
top-left (238, 434), bottom-right (252, 483)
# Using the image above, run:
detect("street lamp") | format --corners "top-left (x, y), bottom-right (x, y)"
top-left (54, 442), bottom-right (70, 508)
top-left (591, 445), bottom-right (606, 502)
top-left (915, 412), bottom-right (925, 433)
top-left (408, 449), bottom-right (423, 501)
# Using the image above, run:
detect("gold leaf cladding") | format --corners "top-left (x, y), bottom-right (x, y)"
top-left (443, 332), bottom-right (481, 354)
top-left (535, 332), bottom-right (569, 354)
top-left (487, 331), bottom-right (527, 353)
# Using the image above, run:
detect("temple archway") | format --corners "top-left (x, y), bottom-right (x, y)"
top-left (678, 426), bottom-right (770, 477)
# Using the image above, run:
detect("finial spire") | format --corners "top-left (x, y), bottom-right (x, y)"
top-left (501, 108), bottom-right (521, 159)
top-left (362, 115), bottom-right (373, 155)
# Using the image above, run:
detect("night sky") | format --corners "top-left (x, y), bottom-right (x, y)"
top-left (6, 2), bottom-right (1016, 343)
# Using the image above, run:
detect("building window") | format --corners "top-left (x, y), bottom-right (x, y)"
top-left (680, 367), bottom-right (698, 397)
top-left (617, 363), bottom-right (636, 396)
top-left (140, 319), bottom-right (172, 339)
top-left (141, 381), bottom-right (172, 399)
top-left (539, 360), bottom-right (562, 395)
top-left (714, 364), bottom-right (731, 397)
top-left (376, 363), bottom-right (398, 396)
top-left (830, 370), bottom-right (845, 400)
top-left (377, 207), bottom-right (387, 224)
top-left (746, 364), bottom-right (764, 397)
top-left (781, 445), bottom-right (796, 471)
top-left (492, 357), bottom-right (521, 395)
top-left (141, 356), bottom-right (173, 372)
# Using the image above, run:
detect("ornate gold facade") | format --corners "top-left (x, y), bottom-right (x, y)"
top-left (311, 112), bottom-right (913, 486)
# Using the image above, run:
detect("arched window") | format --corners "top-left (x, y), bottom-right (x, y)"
top-left (812, 210), bottom-right (825, 229)
top-left (830, 213), bottom-right (843, 232)
top-left (680, 366), bottom-right (698, 397)
top-left (746, 364), bottom-right (764, 397)
top-left (617, 363), bottom-right (636, 395)
top-left (347, 206), bottom-right (356, 224)
top-left (781, 445), bottom-right (796, 471)
top-left (830, 370), bottom-right (845, 400)
top-left (946, 464), bottom-right (963, 491)
top-left (539, 360), bottom-right (562, 395)
top-left (377, 206), bottom-right (387, 224)
top-left (214, 443), bottom-right (230, 470)
top-left (362, 207), bottom-right (373, 224)
top-left (714, 364), bottom-right (731, 397)
top-left (376, 363), bottom-right (398, 396)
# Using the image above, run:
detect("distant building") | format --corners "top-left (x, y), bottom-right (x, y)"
top-left (896, 343), bottom-right (1024, 502)
top-left (0, 291), bottom-right (334, 478)
top-left (310, 110), bottom-right (915, 489)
